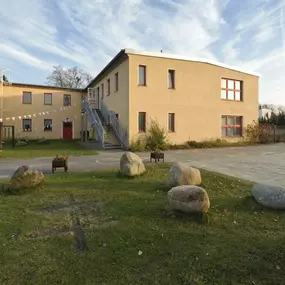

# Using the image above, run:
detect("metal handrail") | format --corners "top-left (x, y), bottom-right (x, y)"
top-left (82, 99), bottom-right (105, 147)
top-left (101, 101), bottom-right (129, 149)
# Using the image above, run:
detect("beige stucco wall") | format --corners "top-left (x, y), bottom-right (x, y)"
top-left (88, 58), bottom-right (129, 130)
top-left (2, 85), bottom-right (83, 140)
top-left (128, 54), bottom-right (259, 144)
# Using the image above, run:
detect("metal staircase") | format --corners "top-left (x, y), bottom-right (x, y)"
top-left (82, 88), bottom-right (129, 150)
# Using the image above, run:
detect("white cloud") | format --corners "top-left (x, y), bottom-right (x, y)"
top-left (0, 43), bottom-right (54, 71)
top-left (0, 0), bottom-right (284, 104)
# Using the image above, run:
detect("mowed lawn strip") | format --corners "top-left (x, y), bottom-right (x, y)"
top-left (0, 140), bottom-right (97, 159)
top-left (0, 164), bottom-right (284, 285)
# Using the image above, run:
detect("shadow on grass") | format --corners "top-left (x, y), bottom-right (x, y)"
top-left (0, 182), bottom-right (40, 196)
top-left (159, 207), bottom-right (211, 225)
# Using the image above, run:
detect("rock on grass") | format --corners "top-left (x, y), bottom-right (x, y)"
top-left (168, 185), bottom-right (210, 213)
top-left (252, 184), bottom-right (285, 210)
top-left (168, 162), bottom-right (202, 187)
top-left (10, 165), bottom-right (44, 189)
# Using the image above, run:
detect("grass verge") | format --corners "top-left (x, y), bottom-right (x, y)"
top-left (0, 164), bottom-right (284, 284)
top-left (0, 140), bottom-right (98, 159)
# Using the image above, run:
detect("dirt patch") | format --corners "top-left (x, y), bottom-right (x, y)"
top-left (36, 200), bottom-right (103, 213)
top-left (29, 196), bottom-right (115, 252)
top-left (27, 226), bottom-right (71, 239)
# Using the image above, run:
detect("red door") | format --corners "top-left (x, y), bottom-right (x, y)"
top-left (62, 122), bottom-right (73, 139)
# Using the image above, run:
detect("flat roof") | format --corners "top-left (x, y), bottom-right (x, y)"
top-left (7, 82), bottom-right (83, 92)
top-left (125, 48), bottom-right (260, 77)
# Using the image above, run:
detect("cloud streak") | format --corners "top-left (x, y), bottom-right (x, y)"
top-left (0, 0), bottom-right (284, 103)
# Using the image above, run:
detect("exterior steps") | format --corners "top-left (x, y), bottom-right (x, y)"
top-left (103, 124), bottom-right (121, 149)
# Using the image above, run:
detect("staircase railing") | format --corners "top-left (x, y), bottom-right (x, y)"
top-left (82, 99), bottom-right (105, 148)
top-left (101, 101), bottom-right (129, 149)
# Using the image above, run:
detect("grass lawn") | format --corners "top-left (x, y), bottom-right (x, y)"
top-left (0, 140), bottom-right (98, 159)
top-left (1, 164), bottom-right (285, 284)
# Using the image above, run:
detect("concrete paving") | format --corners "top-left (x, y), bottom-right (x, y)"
top-left (1, 143), bottom-right (285, 187)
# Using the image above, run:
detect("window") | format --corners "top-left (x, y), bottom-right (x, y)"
top-left (168, 113), bottom-right (175, 132)
top-left (221, 78), bottom-right (242, 101)
top-left (22, 91), bottom-right (32, 104)
top-left (138, 112), bottom-right (146, 132)
top-left (221, 116), bottom-right (242, 137)
top-left (101, 83), bottom-right (104, 99)
top-left (168, 70), bottom-right (175, 89)
top-left (96, 87), bottom-right (100, 98)
top-left (44, 119), bottom-right (52, 131)
top-left (63, 94), bottom-right (71, 106)
top-left (138, 65), bottom-right (146, 86)
top-left (107, 78), bottom-right (110, 95)
top-left (44, 93), bottom-right (52, 105)
top-left (23, 119), bottom-right (32, 131)
top-left (114, 72), bottom-right (119, 91)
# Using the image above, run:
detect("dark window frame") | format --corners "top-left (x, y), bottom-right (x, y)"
top-left (138, 112), bottom-right (146, 132)
top-left (23, 118), bottom-right (32, 132)
top-left (101, 83), bottom-right (104, 99)
top-left (107, 78), bottom-right (111, 95)
top-left (221, 115), bottom-right (243, 137)
top-left (22, 91), bottom-right (32, 104)
top-left (168, 70), bottom-right (175, 89)
top-left (63, 94), bottom-right (71, 106)
top-left (138, 65), bottom-right (146, 86)
top-left (44, 119), bottom-right (52, 132)
top-left (114, 72), bottom-right (119, 91)
top-left (44, 93), bottom-right (52, 105)
top-left (168, 113), bottom-right (175, 132)
top-left (221, 78), bottom-right (243, 101)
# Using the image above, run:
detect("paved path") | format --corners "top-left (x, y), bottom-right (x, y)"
top-left (1, 143), bottom-right (285, 186)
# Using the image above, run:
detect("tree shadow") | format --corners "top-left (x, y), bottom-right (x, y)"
top-left (160, 207), bottom-right (211, 225)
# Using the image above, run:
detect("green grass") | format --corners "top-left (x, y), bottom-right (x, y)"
top-left (0, 140), bottom-right (98, 159)
top-left (1, 165), bottom-right (285, 284)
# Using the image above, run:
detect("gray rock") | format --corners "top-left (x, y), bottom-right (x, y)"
top-left (252, 184), bottom-right (285, 210)
top-left (168, 185), bottom-right (210, 213)
top-left (168, 162), bottom-right (201, 187)
top-left (120, 152), bottom-right (146, 177)
top-left (10, 165), bottom-right (44, 189)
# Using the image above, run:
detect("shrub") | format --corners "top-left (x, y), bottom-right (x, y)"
top-left (186, 138), bottom-right (230, 148)
top-left (244, 121), bottom-right (273, 143)
top-left (129, 138), bottom-right (146, 152)
top-left (145, 119), bottom-right (169, 151)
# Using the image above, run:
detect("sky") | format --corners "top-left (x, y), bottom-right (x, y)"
top-left (0, 0), bottom-right (284, 104)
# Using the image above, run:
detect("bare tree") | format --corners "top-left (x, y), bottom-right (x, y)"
top-left (0, 74), bottom-right (8, 83)
top-left (46, 65), bottom-right (93, 89)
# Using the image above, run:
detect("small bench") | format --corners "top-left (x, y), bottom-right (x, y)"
top-left (150, 152), bottom-right (164, 163)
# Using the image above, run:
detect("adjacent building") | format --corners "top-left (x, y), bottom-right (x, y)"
top-left (1, 48), bottom-right (259, 148)
top-left (1, 83), bottom-right (83, 140)
top-left (85, 49), bottom-right (259, 147)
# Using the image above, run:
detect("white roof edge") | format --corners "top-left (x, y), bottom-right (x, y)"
top-left (125, 48), bottom-right (261, 78)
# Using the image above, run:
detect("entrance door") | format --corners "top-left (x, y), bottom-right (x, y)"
top-left (62, 122), bottom-right (73, 139)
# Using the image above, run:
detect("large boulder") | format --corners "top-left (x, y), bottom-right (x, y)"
top-left (168, 162), bottom-right (201, 187)
top-left (252, 184), bottom-right (285, 210)
top-left (168, 185), bottom-right (210, 213)
top-left (10, 165), bottom-right (44, 189)
top-left (120, 152), bottom-right (146, 177)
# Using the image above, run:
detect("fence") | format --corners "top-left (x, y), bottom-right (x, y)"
top-left (274, 125), bottom-right (285, 142)
top-left (259, 124), bottom-right (285, 143)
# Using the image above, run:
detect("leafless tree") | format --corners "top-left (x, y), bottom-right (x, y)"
top-left (46, 65), bottom-right (93, 89)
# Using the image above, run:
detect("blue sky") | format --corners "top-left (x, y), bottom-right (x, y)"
top-left (0, 0), bottom-right (284, 104)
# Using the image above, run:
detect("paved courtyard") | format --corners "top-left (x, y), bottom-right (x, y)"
top-left (0, 143), bottom-right (284, 186)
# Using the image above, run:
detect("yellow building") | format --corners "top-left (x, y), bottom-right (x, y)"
top-left (2, 83), bottom-right (83, 140)
top-left (1, 48), bottom-right (259, 149)
top-left (85, 48), bottom-right (259, 149)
